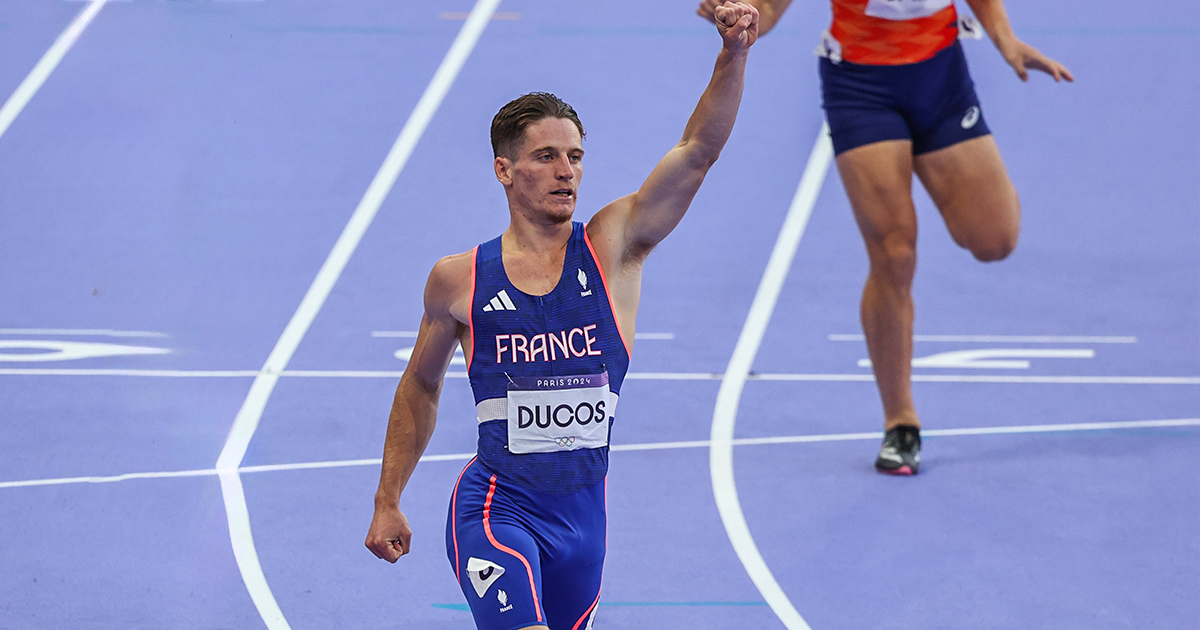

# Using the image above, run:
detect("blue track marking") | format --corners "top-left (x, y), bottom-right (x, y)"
top-left (0, 0), bottom-right (1197, 629)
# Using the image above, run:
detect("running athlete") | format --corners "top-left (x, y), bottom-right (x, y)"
top-left (365, 4), bottom-right (759, 629)
top-left (697, 0), bottom-right (1072, 474)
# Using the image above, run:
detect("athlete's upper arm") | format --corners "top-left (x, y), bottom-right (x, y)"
top-left (406, 252), bottom-right (471, 393)
top-left (588, 139), bottom-right (713, 269)
top-left (589, 30), bottom-right (751, 267)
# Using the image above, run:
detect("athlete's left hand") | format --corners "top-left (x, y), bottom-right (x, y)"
top-left (999, 39), bottom-right (1074, 82)
top-left (713, 1), bottom-right (759, 52)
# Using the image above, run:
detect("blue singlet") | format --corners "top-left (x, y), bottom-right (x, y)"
top-left (446, 221), bottom-right (630, 630)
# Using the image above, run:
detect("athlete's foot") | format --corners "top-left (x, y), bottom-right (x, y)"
top-left (875, 425), bottom-right (921, 475)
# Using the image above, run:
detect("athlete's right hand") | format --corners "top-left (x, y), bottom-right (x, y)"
top-left (998, 38), bottom-right (1074, 83)
top-left (713, 1), bottom-right (759, 51)
top-left (365, 504), bottom-right (412, 563)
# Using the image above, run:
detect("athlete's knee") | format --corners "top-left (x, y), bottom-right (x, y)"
top-left (867, 231), bottom-right (917, 286)
top-left (961, 213), bottom-right (1019, 261)
top-left (968, 231), bottom-right (1017, 262)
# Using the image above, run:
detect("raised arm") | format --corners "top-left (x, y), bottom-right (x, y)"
top-left (365, 253), bottom-right (469, 563)
top-left (588, 2), bottom-right (758, 270)
top-left (963, 0), bottom-right (1073, 82)
top-left (698, 0), bottom-right (791, 36)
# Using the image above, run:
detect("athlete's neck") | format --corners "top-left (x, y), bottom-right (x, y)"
top-left (502, 211), bottom-right (572, 255)
top-left (501, 219), bottom-right (571, 296)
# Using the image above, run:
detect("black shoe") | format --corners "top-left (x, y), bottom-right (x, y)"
top-left (875, 425), bottom-right (921, 475)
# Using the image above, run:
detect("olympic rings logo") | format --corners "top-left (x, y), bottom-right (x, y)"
top-left (553, 436), bottom-right (577, 447)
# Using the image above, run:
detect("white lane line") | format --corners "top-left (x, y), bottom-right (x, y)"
top-left (212, 1), bottom-right (501, 628)
top-left (921, 418), bottom-right (1200, 437)
top-left (829, 334), bottom-right (1138, 344)
top-left (710, 122), bottom-right (832, 630)
top-left (0, 468), bottom-right (216, 489)
top-left (625, 371), bottom-right (722, 380)
top-left (439, 11), bottom-right (522, 21)
top-left (216, 0), bottom-right (498, 471)
top-left (0, 368), bottom-right (1196, 384)
top-left (0, 369), bottom-right (261, 377)
top-left (7, 418), bottom-right (1194, 490)
top-left (909, 374), bottom-right (1197, 385)
top-left (0, 328), bottom-right (168, 337)
top-left (0, 0), bottom-right (107, 141)
top-left (750, 373), bottom-right (1200, 385)
top-left (218, 470), bottom-right (283, 627)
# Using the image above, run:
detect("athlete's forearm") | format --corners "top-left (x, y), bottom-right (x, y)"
top-left (962, 0), bottom-right (1019, 52)
top-left (678, 46), bottom-right (748, 169)
top-left (374, 374), bottom-right (440, 509)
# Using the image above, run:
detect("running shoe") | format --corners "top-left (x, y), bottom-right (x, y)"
top-left (875, 425), bottom-right (921, 475)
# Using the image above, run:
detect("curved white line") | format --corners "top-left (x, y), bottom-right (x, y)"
top-left (710, 122), bottom-right (832, 630)
top-left (213, 1), bottom-right (502, 628)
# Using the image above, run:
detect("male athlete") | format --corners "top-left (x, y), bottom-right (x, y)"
top-left (698, 0), bottom-right (1072, 474)
top-left (365, 4), bottom-right (759, 628)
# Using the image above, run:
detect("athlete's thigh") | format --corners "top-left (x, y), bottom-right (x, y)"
top-left (913, 135), bottom-right (1019, 260)
top-left (835, 139), bottom-right (919, 251)
top-left (538, 488), bottom-right (605, 630)
top-left (540, 558), bottom-right (602, 630)
top-left (451, 517), bottom-right (548, 629)
top-left (447, 463), bottom-right (549, 629)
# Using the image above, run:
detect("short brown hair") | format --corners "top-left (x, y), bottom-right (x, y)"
top-left (490, 92), bottom-right (585, 160)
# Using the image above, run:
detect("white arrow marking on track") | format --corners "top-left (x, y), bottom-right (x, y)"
top-left (858, 348), bottom-right (1096, 369)
top-left (0, 340), bottom-right (169, 362)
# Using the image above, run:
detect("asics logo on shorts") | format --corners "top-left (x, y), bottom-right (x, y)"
top-left (961, 106), bottom-right (981, 129)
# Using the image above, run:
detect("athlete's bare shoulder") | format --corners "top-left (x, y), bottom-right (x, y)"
top-left (425, 249), bottom-right (474, 325)
top-left (585, 196), bottom-right (637, 271)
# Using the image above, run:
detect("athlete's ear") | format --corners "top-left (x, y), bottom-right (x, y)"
top-left (495, 156), bottom-right (513, 186)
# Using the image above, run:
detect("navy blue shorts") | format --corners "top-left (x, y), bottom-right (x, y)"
top-left (446, 457), bottom-right (604, 630)
top-left (820, 41), bottom-right (990, 156)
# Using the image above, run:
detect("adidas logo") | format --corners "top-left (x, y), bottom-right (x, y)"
top-left (482, 289), bottom-right (517, 312)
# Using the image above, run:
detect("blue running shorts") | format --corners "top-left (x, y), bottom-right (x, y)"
top-left (446, 457), bottom-right (604, 630)
top-left (819, 41), bottom-right (991, 156)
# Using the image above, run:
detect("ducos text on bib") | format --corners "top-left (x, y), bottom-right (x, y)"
top-left (506, 372), bottom-right (611, 454)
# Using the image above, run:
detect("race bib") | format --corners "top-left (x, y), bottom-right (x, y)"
top-left (506, 373), bottom-right (611, 454)
top-left (865, 0), bottom-right (953, 21)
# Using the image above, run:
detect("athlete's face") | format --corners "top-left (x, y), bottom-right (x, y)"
top-left (496, 117), bottom-right (583, 226)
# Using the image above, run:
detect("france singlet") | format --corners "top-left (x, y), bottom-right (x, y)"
top-left (468, 220), bottom-right (630, 491)
top-left (445, 221), bottom-right (630, 630)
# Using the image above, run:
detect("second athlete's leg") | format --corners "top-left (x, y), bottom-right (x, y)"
top-left (836, 139), bottom-right (922, 432)
top-left (914, 134), bottom-right (1020, 262)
